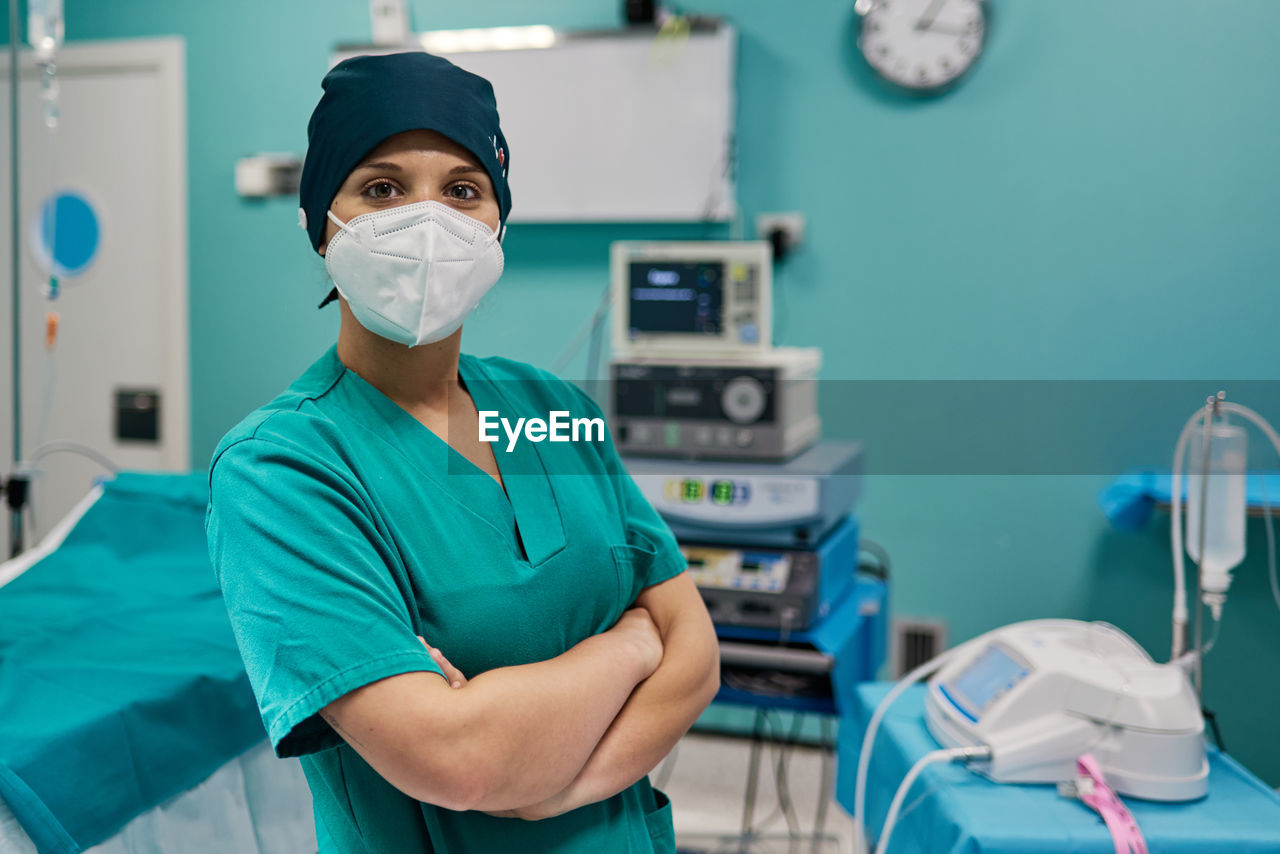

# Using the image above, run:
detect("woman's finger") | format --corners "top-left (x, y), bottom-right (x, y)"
top-left (419, 636), bottom-right (467, 687)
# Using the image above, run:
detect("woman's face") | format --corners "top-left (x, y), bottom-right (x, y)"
top-left (319, 129), bottom-right (501, 255)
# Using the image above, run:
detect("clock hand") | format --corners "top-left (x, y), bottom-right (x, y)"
top-left (917, 21), bottom-right (969, 36)
top-left (915, 0), bottom-right (948, 30)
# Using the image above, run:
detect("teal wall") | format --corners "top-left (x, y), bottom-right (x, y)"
top-left (47, 1), bottom-right (1280, 784)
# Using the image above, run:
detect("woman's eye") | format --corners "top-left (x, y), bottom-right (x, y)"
top-left (447, 183), bottom-right (479, 201)
top-left (365, 181), bottom-right (400, 200)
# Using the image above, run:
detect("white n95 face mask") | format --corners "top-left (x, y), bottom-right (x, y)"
top-left (324, 201), bottom-right (504, 347)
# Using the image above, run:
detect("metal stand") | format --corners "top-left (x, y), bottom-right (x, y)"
top-left (8, 0), bottom-right (24, 559)
top-left (740, 711), bottom-right (765, 835)
top-left (4, 472), bottom-right (27, 557)
top-left (722, 708), bottom-right (840, 854)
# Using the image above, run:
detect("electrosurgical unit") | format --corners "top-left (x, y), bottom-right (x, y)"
top-left (684, 514), bottom-right (860, 631)
top-left (624, 440), bottom-right (863, 548)
top-left (610, 348), bottom-right (821, 460)
top-left (626, 442), bottom-right (864, 638)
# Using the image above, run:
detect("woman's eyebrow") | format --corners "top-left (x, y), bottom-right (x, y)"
top-left (353, 160), bottom-right (404, 173)
top-left (351, 161), bottom-right (483, 175)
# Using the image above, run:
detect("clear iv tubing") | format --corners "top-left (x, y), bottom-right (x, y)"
top-left (873, 745), bottom-right (991, 854)
top-left (31, 31), bottom-right (63, 458)
top-left (1170, 400), bottom-right (1280, 659)
top-left (852, 640), bottom-right (977, 853)
top-left (1261, 477), bottom-right (1280, 615)
top-left (39, 61), bottom-right (60, 301)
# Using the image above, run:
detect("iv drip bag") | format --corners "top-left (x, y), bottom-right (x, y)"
top-left (28, 0), bottom-right (65, 63)
top-left (1186, 420), bottom-right (1247, 595)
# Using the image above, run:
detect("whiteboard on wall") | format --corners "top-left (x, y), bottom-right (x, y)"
top-left (333, 23), bottom-right (736, 222)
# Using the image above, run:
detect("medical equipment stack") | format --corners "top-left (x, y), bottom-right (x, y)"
top-left (613, 240), bottom-right (884, 699)
top-left (613, 242), bottom-right (882, 854)
top-left (625, 442), bottom-right (864, 630)
top-left (627, 441), bottom-right (882, 718)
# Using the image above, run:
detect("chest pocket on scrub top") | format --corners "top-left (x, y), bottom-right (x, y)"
top-left (610, 528), bottom-right (661, 609)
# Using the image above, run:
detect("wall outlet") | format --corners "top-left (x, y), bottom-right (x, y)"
top-left (755, 211), bottom-right (806, 252)
top-left (235, 154), bottom-right (302, 198)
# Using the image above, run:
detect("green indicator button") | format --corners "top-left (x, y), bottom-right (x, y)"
top-left (682, 479), bottom-right (704, 502)
top-left (711, 480), bottom-right (734, 505)
top-left (664, 422), bottom-right (681, 447)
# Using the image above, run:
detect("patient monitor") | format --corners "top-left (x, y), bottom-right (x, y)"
top-left (611, 241), bottom-right (772, 359)
top-left (925, 620), bottom-right (1208, 801)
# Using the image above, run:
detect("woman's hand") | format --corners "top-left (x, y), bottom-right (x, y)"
top-left (482, 609), bottom-right (665, 821)
top-left (608, 608), bottom-right (664, 679)
top-left (483, 792), bottom-right (572, 821)
top-left (417, 608), bottom-right (658, 693)
top-left (419, 637), bottom-right (467, 688)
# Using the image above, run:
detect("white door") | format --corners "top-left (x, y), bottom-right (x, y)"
top-left (0, 38), bottom-right (189, 556)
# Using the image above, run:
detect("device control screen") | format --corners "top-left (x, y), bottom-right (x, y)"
top-left (628, 261), bottom-right (724, 337)
top-left (948, 645), bottom-right (1029, 717)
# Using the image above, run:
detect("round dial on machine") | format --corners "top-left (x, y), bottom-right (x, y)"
top-left (722, 376), bottom-right (767, 425)
top-left (855, 0), bottom-right (987, 94)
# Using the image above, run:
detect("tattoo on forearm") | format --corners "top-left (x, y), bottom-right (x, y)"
top-left (322, 711), bottom-right (367, 749)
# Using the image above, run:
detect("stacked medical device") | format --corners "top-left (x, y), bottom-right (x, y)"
top-left (612, 240), bottom-right (884, 708)
top-left (609, 241), bottom-right (821, 461)
top-left (625, 444), bottom-right (864, 633)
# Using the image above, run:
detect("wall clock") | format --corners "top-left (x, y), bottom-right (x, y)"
top-left (855, 0), bottom-right (988, 94)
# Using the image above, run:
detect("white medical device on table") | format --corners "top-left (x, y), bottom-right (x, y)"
top-left (611, 241), bottom-right (772, 358)
top-left (924, 619), bottom-right (1208, 801)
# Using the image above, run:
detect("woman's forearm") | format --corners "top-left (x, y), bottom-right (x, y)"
top-left (456, 626), bottom-right (658, 810)
top-left (322, 609), bottom-right (662, 812)
top-left (493, 573), bottom-right (720, 819)
top-left (553, 617), bottom-right (718, 810)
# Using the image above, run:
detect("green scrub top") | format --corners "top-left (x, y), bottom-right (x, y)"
top-left (205, 346), bottom-right (686, 854)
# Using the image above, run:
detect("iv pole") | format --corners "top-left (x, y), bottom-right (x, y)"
top-left (6, 0), bottom-right (26, 558)
top-left (4, 3), bottom-right (98, 559)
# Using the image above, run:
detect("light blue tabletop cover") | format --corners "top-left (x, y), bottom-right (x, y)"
top-left (1098, 470), bottom-right (1280, 531)
top-left (837, 683), bottom-right (1280, 854)
top-left (0, 473), bottom-right (264, 854)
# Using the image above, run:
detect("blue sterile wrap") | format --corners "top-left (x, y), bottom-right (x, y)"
top-left (1098, 469), bottom-right (1280, 531)
top-left (838, 683), bottom-right (1280, 854)
top-left (0, 473), bottom-right (263, 854)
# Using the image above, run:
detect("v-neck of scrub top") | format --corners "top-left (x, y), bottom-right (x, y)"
top-left (329, 349), bottom-right (567, 566)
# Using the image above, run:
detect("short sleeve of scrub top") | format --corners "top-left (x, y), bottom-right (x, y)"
top-left (206, 427), bottom-right (447, 758)
top-left (206, 347), bottom-right (686, 854)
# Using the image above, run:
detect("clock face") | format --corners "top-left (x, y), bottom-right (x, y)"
top-left (857, 0), bottom-right (987, 93)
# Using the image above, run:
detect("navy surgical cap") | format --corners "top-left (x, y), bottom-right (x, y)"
top-left (298, 51), bottom-right (512, 256)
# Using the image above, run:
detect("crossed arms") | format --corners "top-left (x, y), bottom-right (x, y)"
top-left (320, 570), bottom-right (720, 815)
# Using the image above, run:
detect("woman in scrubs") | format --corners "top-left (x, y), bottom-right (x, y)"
top-left (205, 53), bottom-right (720, 853)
